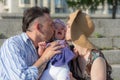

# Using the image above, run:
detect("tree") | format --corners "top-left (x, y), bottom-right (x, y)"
top-left (0, 0), bottom-right (3, 2)
top-left (67, 0), bottom-right (120, 19)
top-left (112, 0), bottom-right (117, 19)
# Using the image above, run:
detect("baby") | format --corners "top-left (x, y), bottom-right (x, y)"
top-left (39, 19), bottom-right (75, 80)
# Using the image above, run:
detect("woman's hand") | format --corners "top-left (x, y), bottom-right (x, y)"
top-left (69, 72), bottom-right (76, 80)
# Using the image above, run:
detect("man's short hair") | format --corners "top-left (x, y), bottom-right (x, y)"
top-left (41, 7), bottom-right (50, 14)
top-left (22, 7), bottom-right (50, 32)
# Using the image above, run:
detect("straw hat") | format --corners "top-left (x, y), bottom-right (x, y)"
top-left (69, 10), bottom-right (95, 49)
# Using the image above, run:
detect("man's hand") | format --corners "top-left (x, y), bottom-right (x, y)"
top-left (40, 41), bottom-right (64, 63)
top-left (34, 41), bottom-right (64, 68)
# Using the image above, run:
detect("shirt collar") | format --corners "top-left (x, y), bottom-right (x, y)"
top-left (21, 32), bottom-right (30, 43)
top-left (21, 33), bottom-right (37, 53)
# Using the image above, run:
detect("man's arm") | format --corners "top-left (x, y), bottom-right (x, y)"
top-left (0, 40), bottom-right (39, 80)
top-left (34, 41), bottom-right (63, 68)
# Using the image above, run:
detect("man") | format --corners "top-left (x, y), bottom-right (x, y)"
top-left (0, 7), bottom-right (63, 80)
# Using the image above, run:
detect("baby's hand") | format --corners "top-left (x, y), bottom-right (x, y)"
top-left (38, 42), bottom-right (47, 56)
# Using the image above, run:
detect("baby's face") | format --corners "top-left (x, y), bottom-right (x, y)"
top-left (54, 23), bottom-right (66, 40)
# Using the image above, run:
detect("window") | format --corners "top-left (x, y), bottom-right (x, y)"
top-left (3, 0), bottom-right (8, 6)
top-left (21, 0), bottom-right (30, 4)
top-left (55, 0), bottom-right (66, 13)
top-left (19, 0), bottom-right (31, 7)
top-left (3, 0), bottom-right (8, 9)
top-left (55, 0), bottom-right (63, 8)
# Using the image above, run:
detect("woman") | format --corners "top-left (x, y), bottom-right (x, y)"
top-left (66, 10), bottom-right (113, 80)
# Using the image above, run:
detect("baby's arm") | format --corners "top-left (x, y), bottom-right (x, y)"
top-left (38, 42), bottom-right (47, 56)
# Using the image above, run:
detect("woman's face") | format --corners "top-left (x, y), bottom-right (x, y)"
top-left (65, 19), bottom-right (71, 41)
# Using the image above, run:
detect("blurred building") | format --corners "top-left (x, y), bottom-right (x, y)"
top-left (0, 0), bottom-right (120, 15)
top-left (0, 0), bottom-right (69, 14)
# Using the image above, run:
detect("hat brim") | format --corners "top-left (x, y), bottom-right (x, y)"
top-left (73, 33), bottom-right (95, 49)
top-left (69, 10), bottom-right (95, 49)
top-left (69, 10), bottom-right (80, 28)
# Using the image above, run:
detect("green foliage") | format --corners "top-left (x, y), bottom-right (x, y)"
top-left (107, 0), bottom-right (120, 4)
top-left (94, 33), bottom-right (104, 38)
top-left (99, 47), bottom-right (113, 50)
top-left (0, 33), bottom-right (7, 39)
top-left (67, 0), bottom-right (120, 18)
top-left (67, 0), bottom-right (120, 11)
top-left (0, 0), bottom-right (3, 2)
top-left (67, 0), bottom-right (104, 11)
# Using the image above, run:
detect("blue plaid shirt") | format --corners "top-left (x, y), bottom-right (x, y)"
top-left (0, 33), bottom-right (39, 80)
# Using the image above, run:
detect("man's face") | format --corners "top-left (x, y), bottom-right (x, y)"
top-left (40, 14), bottom-right (54, 42)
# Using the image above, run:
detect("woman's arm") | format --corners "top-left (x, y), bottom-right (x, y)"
top-left (91, 57), bottom-right (106, 80)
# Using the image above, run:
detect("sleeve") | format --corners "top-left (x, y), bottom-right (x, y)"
top-left (1, 40), bottom-right (39, 80)
top-left (50, 47), bottom-right (75, 66)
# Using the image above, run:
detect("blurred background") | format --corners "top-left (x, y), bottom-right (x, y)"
top-left (0, 0), bottom-right (120, 18)
top-left (0, 0), bottom-right (120, 80)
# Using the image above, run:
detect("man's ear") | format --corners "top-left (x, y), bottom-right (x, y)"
top-left (35, 23), bottom-right (42, 32)
top-left (36, 23), bottom-right (40, 31)
top-left (36, 23), bottom-right (44, 34)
